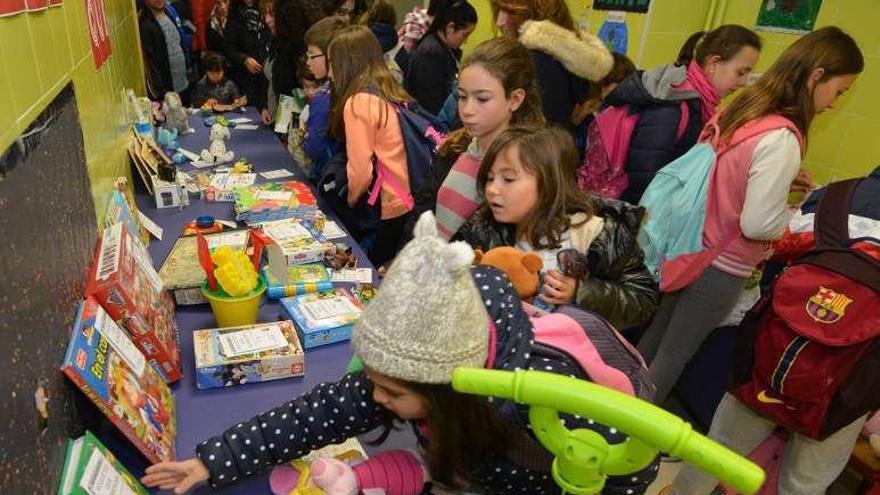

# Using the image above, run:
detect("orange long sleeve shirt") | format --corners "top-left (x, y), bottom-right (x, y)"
top-left (343, 93), bottom-right (410, 220)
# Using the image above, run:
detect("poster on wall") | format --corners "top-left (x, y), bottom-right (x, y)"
top-left (756, 0), bottom-right (823, 34)
top-left (0, 0), bottom-right (27, 16)
top-left (85, 0), bottom-right (112, 69)
top-left (593, 0), bottom-right (650, 14)
top-left (597, 11), bottom-right (628, 54)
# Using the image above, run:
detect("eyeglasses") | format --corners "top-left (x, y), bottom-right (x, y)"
top-left (306, 53), bottom-right (325, 61)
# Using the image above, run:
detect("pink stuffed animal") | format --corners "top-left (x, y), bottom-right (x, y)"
top-left (270, 450), bottom-right (427, 495)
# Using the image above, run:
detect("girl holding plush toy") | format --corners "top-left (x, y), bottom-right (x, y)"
top-left (142, 212), bottom-right (657, 494)
top-left (456, 126), bottom-right (658, 330)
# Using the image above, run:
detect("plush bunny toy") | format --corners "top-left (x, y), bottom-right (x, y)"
top-left (200, 123), bottom-right (234, 164)
top-left (162, 92), bottom-right (193, 135)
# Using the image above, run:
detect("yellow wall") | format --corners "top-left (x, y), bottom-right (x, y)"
top-left (718, 0), bottom-right (879, 183)
top-left (463, 0), bottom-right (878, 182)
top-left (0, 0), bottom-right (144, 222)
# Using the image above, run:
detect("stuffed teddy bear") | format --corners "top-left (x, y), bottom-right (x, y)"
top-left (162, 91), bottom-right (193, 135)
top-left (473, 246), bottom-right (543, 300)
top-left (474, 246), bottom-right (589, 309)
top-left (200, 123), bottom-right (234, 164)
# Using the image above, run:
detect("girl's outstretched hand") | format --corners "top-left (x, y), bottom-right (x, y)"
top-left (142, 458), bottom-right (210, 494)
top-left (540, 269), bottom-right (578, 305)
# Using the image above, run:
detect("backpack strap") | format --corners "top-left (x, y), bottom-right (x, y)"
top-left (814, 178), bottom-right (861, 248)
top-left (366, 158), bottom-right (415, 211)
top-left (704, 114), bottom-right (805, 157)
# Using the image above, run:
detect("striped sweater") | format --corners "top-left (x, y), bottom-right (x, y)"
top-left (435, 140), bottom-right (484, 240)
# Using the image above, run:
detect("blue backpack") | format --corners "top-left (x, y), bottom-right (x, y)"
top-left (638, 116), bottom-right (800, 292)
top-left (366, 101), bottom-right (447, 210)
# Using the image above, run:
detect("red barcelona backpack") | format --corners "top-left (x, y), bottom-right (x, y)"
top-left (732, 178), bottom-right (880, 440)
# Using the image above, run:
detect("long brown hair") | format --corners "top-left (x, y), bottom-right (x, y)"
top-left (717, 26), bottom-right (863, 144)
top-left (327, 25), bottom-right (412, 140)
top-left (440, 38), bottom-right (545, 157)
top-left (675, 24), bottom-right (762, 67)
top-left (490, 0), bottom-right (576, 35)
top-left (371, 378), bottom-right (517, 489)
top-left (478, 126), bottom-right (594, 249)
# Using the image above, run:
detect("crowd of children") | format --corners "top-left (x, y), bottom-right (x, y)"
top-left (137, 0), bottom-right (877, 493)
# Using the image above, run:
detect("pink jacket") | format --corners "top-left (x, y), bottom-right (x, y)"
top-left (704, 116), bottom-right (804, 277)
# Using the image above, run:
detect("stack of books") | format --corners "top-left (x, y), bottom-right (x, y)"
top-left (234, 181), bottom-right (317, 225)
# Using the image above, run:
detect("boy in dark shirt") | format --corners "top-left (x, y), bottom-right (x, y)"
top-left (193, 52), bottom-right (246, 110)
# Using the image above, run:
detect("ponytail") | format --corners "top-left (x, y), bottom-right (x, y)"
top-left (676, 24), bottom-right (761, 68)
top-left (428, 0), bottom-right (477, 35)
top-left (676, 31), bottom-right (706, 66)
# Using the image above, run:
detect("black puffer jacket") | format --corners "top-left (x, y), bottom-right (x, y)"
top-left (405, 33), bottom-right (460, 115)
top-left (456, 198), bottom-right (658, 330)
top-left (196, 266), bottom-right (657, 494)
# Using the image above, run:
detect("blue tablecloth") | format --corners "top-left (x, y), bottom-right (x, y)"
top-left (134, 110), bottom-right (391, 494)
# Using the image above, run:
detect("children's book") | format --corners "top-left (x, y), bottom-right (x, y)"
top-left (61, 297), bottom-right (177, 464)
top-left (57, 430), bottom-right (149, 495)
top-left (87, 222), bottom-right (182, 383)
top-left (193, 320), bottom-right (305, 389)
top-left (279, 289), bottom-right (364, 349)
top-left (262, 264), bottom-right (332, 299)
top-left (205, 172), bottom-right (257, 202)
top-left (159, 230), bottom-right (251, 305)
top-left (233, 181), bottom-right (317, 225)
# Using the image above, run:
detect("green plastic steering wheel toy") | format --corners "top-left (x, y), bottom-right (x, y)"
top-left (451, 368), bottom-right (765, 495)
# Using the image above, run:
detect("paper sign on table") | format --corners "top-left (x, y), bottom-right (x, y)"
top-left (321, 221), bottom-right (347, 239)
top-left (259, 169), bottom-right (295, 180)
top-left (218, 325), bottom-right (289, 358)
top-left (136, 210), bottom-right (164, 240)
top-left (330, 268), bottom-right (373, 284)
top-left (227, 117), bottom-right (253, 124)
top-left (236, 124), bottom-right (260, 130)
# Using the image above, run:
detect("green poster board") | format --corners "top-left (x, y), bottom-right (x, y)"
top-left (756, 0), bottom-right (823, 34)
top-left (593, 0), bottom-right (650, 14)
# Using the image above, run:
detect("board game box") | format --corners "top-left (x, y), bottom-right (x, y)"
top-left (193, 320), bottom-right (305, 389)
top-left (61, 298), bottom-right (176, 464)
top-left (279, 289), bottom-right (364, 349)
top-left (86, 222), bottom-right (182, 383)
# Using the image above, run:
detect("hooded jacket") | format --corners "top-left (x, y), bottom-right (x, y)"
top-left (603, 64), bottom-right (705, 204)
top-left (455, 198), bottom-right (659, 330)
top-left (195, 266), bottom-right (657, 494)
top-left (518, 20), bottom-right (613, 134)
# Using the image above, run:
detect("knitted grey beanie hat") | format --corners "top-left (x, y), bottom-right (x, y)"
top-left (352, 211), bottom-right (489, 383)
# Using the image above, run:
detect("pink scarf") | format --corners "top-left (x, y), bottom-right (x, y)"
top-left (681, 61), bottom-right (720, 123)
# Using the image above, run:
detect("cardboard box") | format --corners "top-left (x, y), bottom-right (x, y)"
top-left (158, 230), bottom-right (251, 305)
top-left (279, 288), bottom-right (363, 349)
top-left (262, 218), bottom-right (334, 270)
top-left (152, 175), bottom-right (189, 209)
top-left (87, 223), bottom-right (182, 383)
top-left (193, 320), bottom-right (305, 389)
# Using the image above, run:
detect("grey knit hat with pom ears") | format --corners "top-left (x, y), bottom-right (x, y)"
top-left (352, 211), bottom-right (489, 384)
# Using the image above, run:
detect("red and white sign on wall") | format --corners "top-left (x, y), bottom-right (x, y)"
top-left (25, 0), bottom-right (48, 11)
top-left (85, 0), bottom-right (111, 68)
top-left (0, 0), bottom-right (27, 16)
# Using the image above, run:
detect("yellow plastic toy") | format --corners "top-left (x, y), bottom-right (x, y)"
top-left (211, 245), bottom-right (259, 296)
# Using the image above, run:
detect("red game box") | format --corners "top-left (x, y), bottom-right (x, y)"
top-left (86, 222), bottom-right (182, 383)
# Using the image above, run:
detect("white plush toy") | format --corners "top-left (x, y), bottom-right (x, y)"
top-left (162, 91), bottom-right (193, 134)
top-left (200, 123), bottom-right (234, 164)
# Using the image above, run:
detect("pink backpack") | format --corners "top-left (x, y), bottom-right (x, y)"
top-left (526, 303), bottom-right (655, 401)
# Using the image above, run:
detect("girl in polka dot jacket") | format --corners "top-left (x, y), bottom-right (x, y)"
top-left (142, 212), bottom-right (658, 494)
